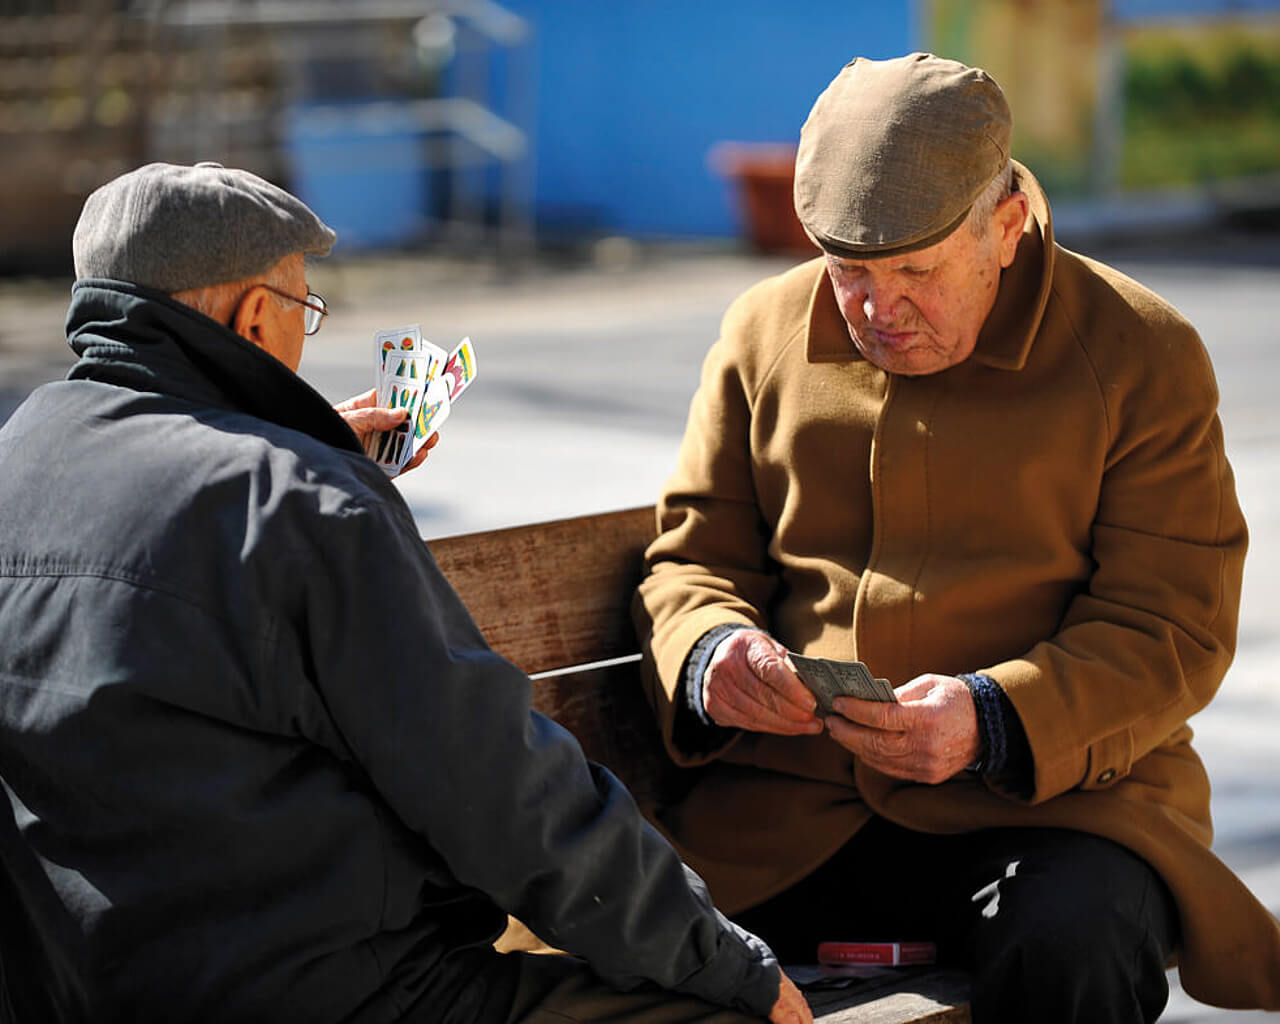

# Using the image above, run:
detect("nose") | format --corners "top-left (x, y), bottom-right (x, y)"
top-left (861, 276), bottom-right (902, 326)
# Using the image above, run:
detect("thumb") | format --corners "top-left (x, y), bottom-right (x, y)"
top-left (341, 406), bottom-right (407, 433)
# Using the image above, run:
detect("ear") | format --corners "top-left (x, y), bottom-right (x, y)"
top-left (994, 191), bottom-right (1029, 269)
top-left (230, 286), bottom-right (272, 349)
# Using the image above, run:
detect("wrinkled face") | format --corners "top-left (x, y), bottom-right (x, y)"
top-left (823, 194), bottom-right (1026, 376)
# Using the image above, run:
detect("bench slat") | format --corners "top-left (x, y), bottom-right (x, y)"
top-left (430, 505), bottom-right (655, 675)
top-left (807, 968), bottom-right (971, 1023)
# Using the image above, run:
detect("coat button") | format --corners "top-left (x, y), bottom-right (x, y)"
top-left (1096, 768), bottom-right (1116, 784)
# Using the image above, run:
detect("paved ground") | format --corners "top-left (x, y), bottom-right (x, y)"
top-left (1, 228), bottom-right (1277, 1019)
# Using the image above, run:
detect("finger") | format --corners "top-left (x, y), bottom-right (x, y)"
top-left (740, 668), bottom-right (820, 724)
top-left (743, 641), bottom-right (817, 717)
top-left (705, 667), bottom-right (822, 735)
top-left (725, 654), bottom-right (824, 726)
top-left (398, 449), bottom-right (428, 475)
top-left (333, 388), bottom-right (378, 413)
top-left (770, 972), bottom-right (813, 1024)
top-left (707, 689), bottom-right (824, 735)
top-left (342, 407), bottom-right (408, 434)
top-left (768, 655), bottom-right (821, 716)
top-left (831, 694), bottom-right (909, 729)
top-left (826, 714), bottom-right (910, 758)
top-left (893, 675), bottom-right (940, 704)
top-left (397, 433), bottom-right (438, 475)
top-left (827, 711), bottom-right (966, 785)
top-left (825, 714), bottom-right (912, 767)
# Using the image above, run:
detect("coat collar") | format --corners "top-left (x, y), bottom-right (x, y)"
top-left (64, 278), bottom-right (364, 455)
top-left (805, 160), bottom-right (1055, 372)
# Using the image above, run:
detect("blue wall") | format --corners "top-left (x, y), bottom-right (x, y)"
top-left (500, 3), bottom-right (913, 239)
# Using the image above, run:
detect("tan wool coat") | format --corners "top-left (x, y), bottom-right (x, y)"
top-left (635, 166), bottom-right (1280, 1008)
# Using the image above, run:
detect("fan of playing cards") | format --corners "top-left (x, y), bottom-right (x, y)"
top-left (365, 325), bottom-right (477, 476)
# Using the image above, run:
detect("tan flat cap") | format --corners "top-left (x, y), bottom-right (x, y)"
top-left (794, 52), bottom-right (1011, 259)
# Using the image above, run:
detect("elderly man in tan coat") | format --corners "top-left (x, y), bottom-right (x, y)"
top-left (635, 53), bottom-right (1280, 1022)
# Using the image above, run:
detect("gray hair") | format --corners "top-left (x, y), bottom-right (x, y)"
top-left (965, 161), bottom-right (1015, 238)
top-left (170, 256), bottom-right (297, 323)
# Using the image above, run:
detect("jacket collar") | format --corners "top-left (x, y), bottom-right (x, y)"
top-left (805, 160), bottom-right (1055, 372)
top-left (65, 278), bottom-right (363, 455)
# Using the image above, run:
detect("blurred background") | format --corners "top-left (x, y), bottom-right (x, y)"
top-left (1, 3), bottom-right (1279, 1021)
top-left (1, 0), bottom-right (1278, 270)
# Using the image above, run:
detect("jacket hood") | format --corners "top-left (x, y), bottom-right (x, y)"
top-left (64, 278), bottom-right (363, 456)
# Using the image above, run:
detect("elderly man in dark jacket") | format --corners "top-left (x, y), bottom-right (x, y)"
top-left (0, 162), bottom-right (810, 1024)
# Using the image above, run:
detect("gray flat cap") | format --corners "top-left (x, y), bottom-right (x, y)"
top-left (73, 161), bottom-right (336, 292)
top-left (794, 52), bottom-right (1012, 259)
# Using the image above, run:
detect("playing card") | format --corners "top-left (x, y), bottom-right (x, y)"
top-left (442, 336), bottom-right (478, 401)
top-left (383, 339), bottom-right (447, 388)
top-left (789, 653), bottom-right (897, 715)
top-left (368, 354), bottom-right (432, 475)
top-left (373, 325), bottom-right (423, 385)
top-left (411, 375), bottom-right (451, 455)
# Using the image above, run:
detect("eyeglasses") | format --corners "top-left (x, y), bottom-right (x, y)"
top-left (260, 284), bottom-right (328, 335)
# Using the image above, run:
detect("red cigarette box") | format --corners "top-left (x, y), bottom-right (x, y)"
top-left (816, 941), bottom-right (937, 966)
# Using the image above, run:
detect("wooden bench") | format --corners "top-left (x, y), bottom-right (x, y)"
top-left (431, 505), bottom-right (972, 1024)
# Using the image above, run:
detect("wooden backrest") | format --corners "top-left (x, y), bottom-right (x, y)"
top-left (428, 506), bottom-right (680, 805)
top-left (429, 505), bottom-right (656, 675)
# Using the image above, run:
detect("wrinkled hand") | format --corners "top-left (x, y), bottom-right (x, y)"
top-left (702, 629), bottom-right (822, 737)
top-left (334, 388), bottom-right (438, 476)
top-left (825, 674), bottom-right (980, 785)
top-left (769, 970), bottom-right (813, 1024)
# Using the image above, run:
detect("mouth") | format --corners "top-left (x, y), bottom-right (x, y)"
top-left (863, 327), bottom-right (918, 349)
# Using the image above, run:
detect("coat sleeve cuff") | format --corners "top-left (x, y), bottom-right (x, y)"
top-left (959, 672), bottom-right (1032, 788)
top-left (675, 624), bottom-right (750, 752)
top-left (672, 865), bottom-right (782, 1017)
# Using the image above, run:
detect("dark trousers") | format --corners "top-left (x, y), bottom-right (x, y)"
top-left (733, 818), bottom-right (1179, 1024)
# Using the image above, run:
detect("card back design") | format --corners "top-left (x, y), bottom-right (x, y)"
top-left (789, 653), bottom-right (896, 715)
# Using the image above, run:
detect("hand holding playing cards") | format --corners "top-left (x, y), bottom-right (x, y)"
top-left (771, 970), bottom-right (813, 1024)
top-left (702, 629), bottom-right (823, 736)
top-left (825, 673), bottom-right (980, 785)
top-left (335, 389), bottom-right (438, 476)
top-left (365, 328), bottom-right (476, 476)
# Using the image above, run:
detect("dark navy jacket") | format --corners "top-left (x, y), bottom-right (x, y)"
top-left (0, 281), bottom-right (779, 1023)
